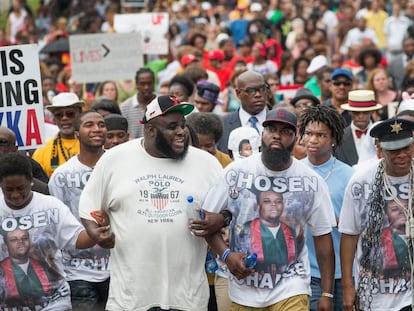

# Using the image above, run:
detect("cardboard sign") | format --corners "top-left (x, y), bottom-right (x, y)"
top-left (0, 44), bottom-right (45, 150)
top-left (70, 32), bottom-right (143, 83)
top-left (114, 13), bottom-right (169, 55)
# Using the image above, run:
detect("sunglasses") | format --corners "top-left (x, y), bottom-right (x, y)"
top-left (332, 81), bottom-right (352, 87)
top-left (53, 110), bottom-right (76, 120)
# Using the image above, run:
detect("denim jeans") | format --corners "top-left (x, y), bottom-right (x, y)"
top-left (310, 277), bottom-right (343, 311)
top-left (69, 279), bottom-right (109, 311)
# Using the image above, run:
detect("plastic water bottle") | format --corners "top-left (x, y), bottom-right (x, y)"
top-left (244, 253), bottom-right (258, 269)
top-left (187, 195), bottom-right (204, 235)
top-left (205, 250), bottom-right (219, 273)
top-left (187, 195), bottom-right (204, 219)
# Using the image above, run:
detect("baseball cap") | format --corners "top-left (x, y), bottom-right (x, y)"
top-left (250, 2), bottom-right (263, 12)
top-left (262, 108), bottom-right (297, 130)
top-left (330, 68), bottom-right (353, 80)
top-left (370, 118), bottom-right (414, 151)
top-left (209, 50), bottom-right (225, 61)
top-left (104, 114), bottom-right (128, 132)
top-left (196, 81), bottom-right (223, 105)
top-left (180, 54), bottom-right (199, 67)
top-left (306, 55), bottom-right (328, 74)
top-left (46, 92), bottom-right (84, 112)
top-left (142, 95), bottom-right (194, 123)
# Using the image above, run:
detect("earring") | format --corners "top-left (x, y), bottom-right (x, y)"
top-left (332, 144), bottom-right (335, 148)
top-left (30, 182), bottom-right (34, 186)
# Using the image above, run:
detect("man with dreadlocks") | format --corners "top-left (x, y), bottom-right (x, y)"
top-left (299, 105), bottom-right (354, 311)
top-left (339, 117), bottom-right (414, 311)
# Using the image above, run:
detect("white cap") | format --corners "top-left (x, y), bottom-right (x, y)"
top-left (216, 33), bottom-right (230, 44)
top-left (250, 2), bottom-right (263, 12)
top-left (201, 1), bottom-right (212, 10)
top-left (306, 55), bottom-right (328, 74)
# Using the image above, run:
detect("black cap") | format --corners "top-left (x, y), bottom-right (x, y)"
top-left (370, 118), bottom-right (414, 151)
top-left (196, 81), bottom-right (222, 105)
top-left (290, 88), bottom-right (320, 107)
top-left (262, 108), bottom-right (297, 130)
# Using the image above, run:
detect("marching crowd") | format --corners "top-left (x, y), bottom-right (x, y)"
top-left (2, 0), bottom-right (414, 311)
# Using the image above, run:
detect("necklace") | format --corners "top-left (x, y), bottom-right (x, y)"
top-left (323, 158), bottom-right (336, 181)
top-left (58, 136), bottom-right (71, 161)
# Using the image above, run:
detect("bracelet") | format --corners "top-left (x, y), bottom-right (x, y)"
top-left (221, 248), bottom-right (232, 262)
top-left (321, 292), bottom-right (334, 299)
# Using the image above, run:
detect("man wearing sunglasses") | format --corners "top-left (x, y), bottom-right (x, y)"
top-left (217, 70), bottom-right (268, 153)
top-left (322, 68), bottom-right (354, 126)
top-left (32, 92), bottom-right (83, 177)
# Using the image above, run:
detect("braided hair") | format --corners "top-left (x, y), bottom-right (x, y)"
top-left (298, 105), bottom-right (346, 148)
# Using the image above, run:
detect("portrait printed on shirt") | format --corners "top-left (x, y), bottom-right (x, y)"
top-left (227, 171), bottom-right (319, 288)
top-left (0, 227), bottom-right (67, 310)
top-left (356, 179), bottom-right (412, 295)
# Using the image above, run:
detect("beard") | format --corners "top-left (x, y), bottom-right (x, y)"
top-left (261, 139), bottom-right (294, 170)
top-left (155, 129), bottom-right (189, 160)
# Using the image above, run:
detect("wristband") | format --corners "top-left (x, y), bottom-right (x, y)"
top-left (321, 292), bottom-right (334, 299)
top-left (221, 248), bottom-right (232, 262)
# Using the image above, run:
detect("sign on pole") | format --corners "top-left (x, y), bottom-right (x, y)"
top-left (70, 32), bottom-right (143, 83)
top-left (114, 13), bottom-right (169, 55)
top-left (0, 44), bottom-right (45, 150)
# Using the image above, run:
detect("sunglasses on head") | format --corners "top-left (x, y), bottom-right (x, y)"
top-left (332, 81), bottom-right (352, 87)
top-left (53, 110), bottom-right (76, 120)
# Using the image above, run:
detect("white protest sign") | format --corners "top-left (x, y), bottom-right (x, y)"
top-left (114, 13), bottom-right (169, 55)
top-left (0, 44), bottom-right (45, 150)
top-left (70, 32), bottom-right (143, 83)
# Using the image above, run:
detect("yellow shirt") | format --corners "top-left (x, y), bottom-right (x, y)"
top-left (32, 135), bottom-right (80, 177)
top-left (215, 150), bottom-right (233, 168)
top-left (365, 10), bottom-right (388, 48)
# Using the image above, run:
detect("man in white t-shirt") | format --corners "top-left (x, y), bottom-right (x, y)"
top-left (49, 111), bottom-right (109, 310)
top-left (339, 117), bottom-right (414, 311)
top-left (79, 96), bottom-right (223, 311)
top-left (202, 108), bottom-right (336, 310)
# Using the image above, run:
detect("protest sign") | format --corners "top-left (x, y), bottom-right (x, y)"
top-left (0, 44), bottom-right (44, 150)
top-left (70, 32), bottom-right (143, 83)
top-left (114, 13), bottom-right (169, 54)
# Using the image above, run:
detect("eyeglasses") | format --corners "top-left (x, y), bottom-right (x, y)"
top-left (295, 101), bottom-right (314, 109)
top-left (332, 81), bottom-right (352, 87)
top-left (239, 85), bottom-right (268, 95)
top-left (0, 139), bottom-right (11, 147)
top-left (53, 110), bottom-right (77, 120)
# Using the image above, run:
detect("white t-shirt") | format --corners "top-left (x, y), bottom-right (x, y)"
top-left (49, 155), bottom-right (110, 282)
top-left (0, 192), bottom-right (84, 310)
top-left (203, 154), bottom-right (335, 308)
top-left (79, 138), bottom-right (223, 311)
top-left (339, 160), bottom-right (412, 311)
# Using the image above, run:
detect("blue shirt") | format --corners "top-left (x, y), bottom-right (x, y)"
top-left (302, 156), bottom-right (354, 278)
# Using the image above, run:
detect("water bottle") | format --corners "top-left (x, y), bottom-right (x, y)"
top-left (205, 250), bottom-right (219, 273)
top-left (187, 195), bottom-right (204, 235)
top-left (187, 195), bottom-right (204, 219)
top-left (244, 253), bottom-right (258, 269)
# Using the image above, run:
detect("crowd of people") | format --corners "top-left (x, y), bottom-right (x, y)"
top-left (2, 0), bottom-right (414, 310)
